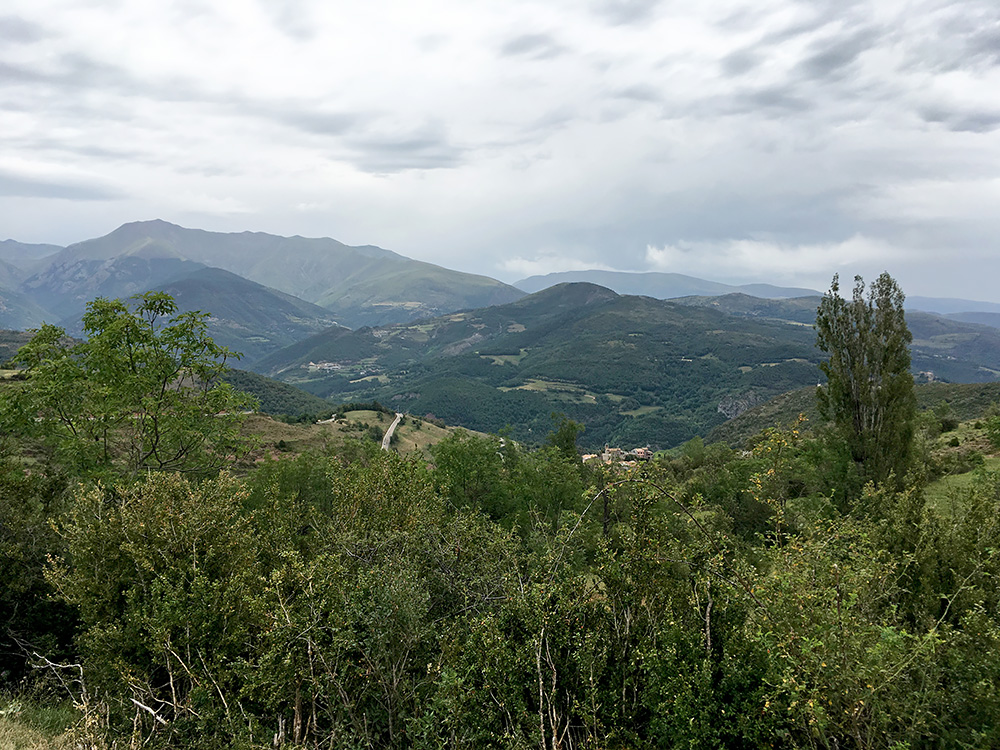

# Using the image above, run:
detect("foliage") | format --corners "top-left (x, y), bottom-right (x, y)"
top-left (5, 293), bottom-right (1000, 749)
top-left (0, 430), bottom-right (995, 748)
top-left (816, 273), bottom-right (916, 490)
top-left (984, 414), bottom-right (1000, 450)
top-left (260, 286), bottom-right (829, 450)
top-left (222, 368), bottom-right (331, 419)
top-left (2, 292), bottom-right (256, 478)
top-left (0, 461), bottom-right (75, 684)
top-left (333, 400), bottom-right (394, 418)
top-left (545, 412), bottom-right (583, 462)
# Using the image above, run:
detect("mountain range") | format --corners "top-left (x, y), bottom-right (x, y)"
top-left (0, 220), bottom-right (524, 360)
top-left (6, 220), bottom-right (1000, 449)
top-left (247, 284), bottom-right (1000, 450)
top-left (253, 283), bottom-right (825, 449)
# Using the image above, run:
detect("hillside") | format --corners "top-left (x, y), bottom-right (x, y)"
top-left (21, 248), bottom-right (206, 320)
top-left (256, 284), bottom-right (1000, 451)
top-left (515, 270), bottom-right (818, 298)
top-left (0, 330), bottom-right (33, 366)
top-left (675, 294), bottom-right (1000, 383)
top-left (256, 283), bottom-right (824, 450)
top-left (707, 380), bottom-right (1000, 447)
top-left (517, 273), bottom-right (1000, 323)
top-left (0, 288), bottom-right (54, 331)
top-left (152, 268), bottom-right (342, 364)
top-left (238, 409), bottom-right (462, 461)
top-left (945, 311), bottom-right (1000, 330)
top-left (0, 239), bottom-right (62, 270)
top-left (223, 369), bottom-right (334, 417)
top-left (19, 220), bottom-right (524, 329)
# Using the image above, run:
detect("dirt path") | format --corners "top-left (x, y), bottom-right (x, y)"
top-left (382, 412), bottom-right (403, 450)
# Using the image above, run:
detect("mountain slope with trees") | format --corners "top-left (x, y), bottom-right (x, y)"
top-left (16, 220), bottom-right (524, 329)
top-left (677, 292), bottom-right (1000, 382)
top-left (256, 282), bottom-right (1000, 450)
top-left (256, 283), bottom-right (825, 449)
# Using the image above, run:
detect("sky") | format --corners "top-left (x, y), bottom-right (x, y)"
top-left (1, 0), bottom-right (999, 299)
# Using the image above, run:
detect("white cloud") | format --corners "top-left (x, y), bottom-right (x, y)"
top-left (498, 254), bottom-right (617, 279)
top-left (857, 177), bottom-right (1000, 225)
top-left (645, 235), bottom-right (906, 286)
top-left (0, 0), bottom-right (999, 300)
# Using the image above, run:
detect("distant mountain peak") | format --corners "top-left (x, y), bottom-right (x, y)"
top-left (528, 281), bottom-right (619, 305)
top-left (515, 269), bottom-right (818, 300)
top-left (10, 220), bottom-right (525, 332)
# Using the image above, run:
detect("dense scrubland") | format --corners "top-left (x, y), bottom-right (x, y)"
top-left (2, 280), bottom-right (999, 749)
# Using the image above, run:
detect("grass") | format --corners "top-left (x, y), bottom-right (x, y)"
top-left (500, 379), bottom-right (600, 403)
top-left (388, 416), bottom-right (457, 457)
top-left (240, 410), bottom-right (463, 461)
top-left (923, 456), bottom-right (1000, 513)
top-left (480, 352), bottom-right (527, 365)
top-left (923, 420), bottom-right (1000, 513)
top-left (621, 405), bottom-right (663, 417)
top-left (0, 696), bottom-right (77, 750)
top-left (349, 374), bottom-right (389, 384)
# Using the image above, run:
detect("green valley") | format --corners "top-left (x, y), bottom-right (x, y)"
top-left (255, 283), bottom-right (825, 449)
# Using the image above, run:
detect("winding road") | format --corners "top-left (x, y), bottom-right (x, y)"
top-left (381, 412), bottom-right (404, 451)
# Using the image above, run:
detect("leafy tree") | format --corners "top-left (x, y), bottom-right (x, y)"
top-left (3, 292), bottom-right (256, 478)
top-left (815, 273), bottom-right (916, 490)
top-left (0, 460), bottom-right (75, 685)
top-left (546, 412), bottom-right (583, 462)
top-left (47, 472), bottom-right (265, 746)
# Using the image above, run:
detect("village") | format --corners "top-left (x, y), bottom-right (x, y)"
top-left (582, 445), bottom-right (653, 464)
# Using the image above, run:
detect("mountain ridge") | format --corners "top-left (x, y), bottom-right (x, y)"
top-left (254, 282), bottom-right (825, 449)
top-left (515, 269), bottom-right (819, 299)
top-left (16, 220), bottom-right (525, 330)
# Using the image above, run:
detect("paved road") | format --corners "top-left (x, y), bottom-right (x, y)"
top-left (382, 412), bottom-right (404, 450)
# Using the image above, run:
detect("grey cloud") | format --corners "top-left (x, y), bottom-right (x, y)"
top-left (500, 33), bottom-right (566, 60)
top-left (966, 23), bottom-right (1000, 65)
top-left (612, 84), bottom-right (661, 102)
top-left (714, 6), bottom-right (769, 34)
top-left (0, 15), bottom-right (49, 43)
top-left (756, 0), bottom-right (870, 46)
top-left (0, 47), bottom-right (259, 118)
top-left (591, 0), bottom-right (661, 25)
top-left (525, 106), bottom-right (578, 136)
top-left (759, 15), bottom-right (837, 45)
top-left (908, 3), bottom-right (1000, 72)
top-left (919, 106), bottom-right (949, 125)
top-left (7, 136), bottom-right (144, 162)
top-left (0, 170), bottom-right (123, 201)
top-left (938, 5), bottom-right (1000, 64)
top-left (0, 51), bottom-right (138, 97)
top-left (663, 79), bottom-right (821, 125)
top-left (719, 49), bottom-right (761, 77)
top-left (731, 84), bottom-right (813, 116)
top-left (950, 112), bottom-right (1000, 133)
top-left (343, 123), bottom-right (464, 173)
top-left (273, 110), bottom-right (364, 136)
top-left (53, 52), bottom-right (135, 89)
top-left (64, 143), bottom-right (145, 161)
top-left (796, 26), bottom-right (882, 81)
top-left (0, 60), bottom-right (47, 84)
top-left (920, 105), bottom-right (1000, 133)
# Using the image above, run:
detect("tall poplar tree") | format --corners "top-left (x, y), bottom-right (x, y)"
top-left (815, 272), bottom-right (916, 489)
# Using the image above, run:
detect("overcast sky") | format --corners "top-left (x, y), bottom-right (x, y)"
top-left (2, 0), bottom-right (999, 298)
